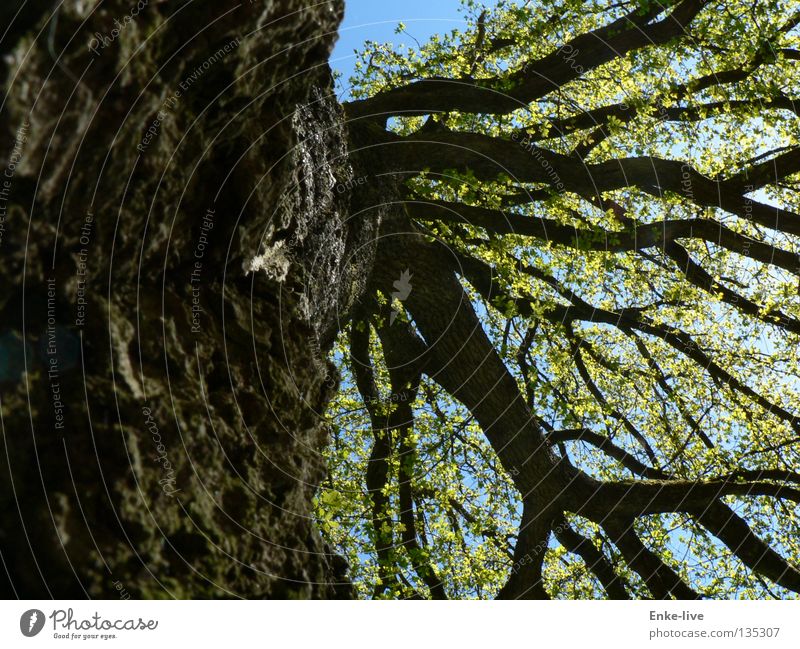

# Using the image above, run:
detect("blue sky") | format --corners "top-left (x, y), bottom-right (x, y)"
top-left (330, 0), bottom-right (467, 99)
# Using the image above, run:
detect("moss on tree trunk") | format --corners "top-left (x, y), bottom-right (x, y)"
top-left (0, 0), bottom-right (368, 598)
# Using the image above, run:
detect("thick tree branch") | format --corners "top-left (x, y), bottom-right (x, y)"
top-left (603, 519), bottom-right (701, 599)
top-left (453, 250), bottom-right (800, 433)
top-left (553, 516), bottom-right (631, 599)
top-left (376, 130), bottom-right (800, 237)
top-left (406, 198), bottom-right (800, 276)
top-left (349, 315), bottom-right (400, 598)
top-left (549, 428), bottom-right (669, 480)
top-left (693, 502), bottom-right (800, 592)
top-left (497, 503), bottom-right (553, 599)
top-left (661, 240), bottom-right (800, 335)
top-left (584, 476), bottom-right (800, 519)
top-left (345, 1), bottom-right (707, 118)
top-left (371, 229), bottom-right (566, 498)
top-left (376, 321), bottom-right (448, 599)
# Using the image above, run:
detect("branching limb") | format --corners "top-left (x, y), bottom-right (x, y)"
top-left (349, 314), bottom-right (400, 597)
top-left (553, 515), bottom-right (631, 599)
top-left (603, 518), bottom-right (701, 599)
top-left (405, 198), bottom-right (800, 276)
top-left (497, 503), bottom-right (553, 599)
top-left (345, 1), bottom-right (707, 118)
top-left (376, 320), bottom-right (448, 599)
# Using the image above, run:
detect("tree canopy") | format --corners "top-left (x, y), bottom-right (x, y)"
top-left (314, 0), bottom-right (800, 599)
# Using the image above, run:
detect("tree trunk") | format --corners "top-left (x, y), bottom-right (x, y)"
top-left (0, 0), bottom-right (371, 598)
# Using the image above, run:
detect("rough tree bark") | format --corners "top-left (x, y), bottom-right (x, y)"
top-left (0, 0), bottom-right (372, 598)
top-left (5, 0), bottom-right (799, 602)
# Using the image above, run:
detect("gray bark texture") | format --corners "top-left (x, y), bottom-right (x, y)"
top-left (0, 0), bottom-right (372, 598)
